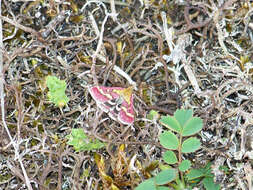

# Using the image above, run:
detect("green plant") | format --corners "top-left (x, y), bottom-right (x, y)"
top-left (66, 128), bottom-right (106, 152)
top-left (46, 75), bottom-right (69, 108)
top-left (187, 162), bottom-right (220, 190)
top-left (136, 109), bottom-right (218, 190)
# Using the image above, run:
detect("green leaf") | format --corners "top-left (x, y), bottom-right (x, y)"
top-left (83, 139), bottom-right (105, 151)
top-left (179, 160), bottom-right (191, 172)
top-left (135, 178), bottom-right (156, 190)
top-left (147, 110), bottom-right (160, 121)
top-left (203, 162), bottom-right (213, 177)
top-left (159, 131), bottom-right (179, 150)
top-left (160, 115), bottom-right (181, 133)
top-left (157, 186), bottom-right (172, 190)
top-left (186, 169), bottom-right (205, 180)
top-left (71, 128), bottom-right (87, 139)
top-left (174, 109), bottom-right (193, 127)
top-left (159, 164), bottom-right (172, 171)
top-left (46, 76), bottom-right (69, 107)
top-left (66, 128), bottom-right (106, 152)
top-left (155, 169), bottom-right (177, 185)
top-left (181, 137), bottom-right (201, 153)
top-left (162, 150), bottom-right (178, 164)
top-left (46, 76), bottom-right (67, 92)
top-left (182, 117), bottom-right (203, 136)
top-left (203, 177), bottom-right (220, 190)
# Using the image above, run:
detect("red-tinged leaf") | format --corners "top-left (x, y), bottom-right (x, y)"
top-left (89, 86), bottom-right (134, 125)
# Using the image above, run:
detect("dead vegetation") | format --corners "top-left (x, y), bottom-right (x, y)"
top-left (1, 0), bottom-right (253, 189)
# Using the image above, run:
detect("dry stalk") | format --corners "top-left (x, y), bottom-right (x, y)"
top-left (81, 0), bottom-right (127, 87)
top-left (161, 11), bottom-right (174, 52)
top-left (109, 0), bottom-right (118, 21)
top-left (0, 2), bottom-right (33, 190)
top-left (82, 0), bottom-right (109, 63)
top-left (40, 10), bottom-right (67, 39)
top-left (235, 175), bottom-right (247, 190)
top-left (244, 162), bottom-right (253, 190)
top-left (182, 55), bottom-right (201, 94)
top-left (0, 15), bottom-right (44, 42)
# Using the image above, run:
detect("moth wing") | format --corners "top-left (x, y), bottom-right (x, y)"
top-left (89, 86), bottom-right (134, 125)
top-left (88, 86), bottom-right (121, 102)
top-left (117, 96), bottom-right (134, 125)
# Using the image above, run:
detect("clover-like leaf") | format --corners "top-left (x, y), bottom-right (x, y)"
top-left (135, 178), bottom-right (156, 190)
top-left (186, 169), bottom-right (205, 180)
top-left (179, 160), bottom-right (191, 172)
top-left (155, 169), bottom-right (177, 185)
top-left (174, 109), bottom-right (193, 127)
top-left (157, 187), bottom-right (171, 190)
top-left (163, 150), bottom-right (178, 164)
top-left (182, 117), bottom-right (203, 136)
top-left (182, 137), bottom-right (201, 153)
top-left (203, 177), bottom-right (220, 190)
top-left (160, 115), bottom-right (181, 133)
top-left (159, 131), bottom-right (179, 150)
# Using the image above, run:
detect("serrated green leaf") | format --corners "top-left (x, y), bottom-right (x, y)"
top-left (186, 169), bottom-right (205, 180)
top-left (174, 109), bottom-right (193, 127)
top-left (79, 139), bottom-right (105, 151)
top-left (155, 169), bottom-right (177, 185)
top-left (46, 76), bottom-right (69, 107)
top-left (66, 128), bottom-right (87, 146)
top-left (135, 178), bottom-right (156, 190)
top-left (182, 117), bottom-right (203, 136)
top-left (179, 160), bottom-right (191, 172)
top-left (71, 128), bottom-right (87, 138)
top-left (203, 177), bottom-right (220, 190)
top-left (46, 76), bottom-right (67, 91)
top-left (163, 150), bottom-right (178, 164)
top-left (182, 137), bottom-right (201, 153)
top-left (66, 128), bottom-right (105, 152)
top-left (159, 131), bottom-right (179, 150)
top-left (160, 115), bottom-right (181, 133)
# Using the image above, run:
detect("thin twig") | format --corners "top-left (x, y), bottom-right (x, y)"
top-left (113, 65), bottom-right (137, 88)
top-left (0, 15), bottom-right (44, 42)
top-left (110, 0), bottom-right (118, 21)
top-left (40, 10), bottom-right (67, 39)
top-left (0, 3), bottom-right (33, 190)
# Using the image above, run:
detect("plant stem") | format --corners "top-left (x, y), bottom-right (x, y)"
top-left (178, 134), bottom-right (184, 182)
